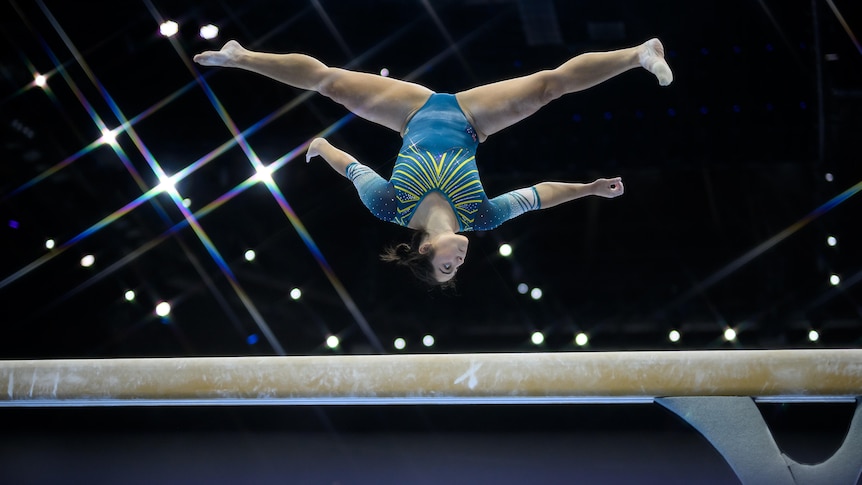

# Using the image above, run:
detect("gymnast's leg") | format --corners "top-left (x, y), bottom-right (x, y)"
top-left (194, 41), bottom-right (432, 133)
top-left (455, 38), bottom-right (672, 141)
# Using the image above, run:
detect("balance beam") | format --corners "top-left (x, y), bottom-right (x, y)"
top-left (2, 349), bottom-right (860, 406)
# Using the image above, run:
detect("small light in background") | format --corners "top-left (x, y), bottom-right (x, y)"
top-left (825, 172), bottom-right (834, 182)
top-left (8, 220), bottom-right (19, 229)
top-left (45, 239), bottom-right (55, 249)
top-left (244, 249), bottom-right (256, 262)
top-left (80, 254), bottom-right (95, 268)
top-left (530, 287), bottom-right (543, 300)
top-left (124, 290), bottom-right (136, 302)
top-left (393, 337), bottom-right (406, 350)
top-left (724, 328), bottom-right (737, 342)
top-left (247, 334), bottom-right (259, 345)
top-left (199, 24), bottom-right (219, 40)
top-left (517, 283), bottom-right (529, 295)
top-left (830, 274), bottom-right (841, 286)
top-left (422, 334), bottom-right (435, 347)
top-left (827, 235), bottom-right (837, 247)
top-left (289, 287), bottom-right (302, 300)
top-left (531, 331), bottom-right (544, 345)
top-left (808, 329), bottom-right (820, 342)
top-left (182, 198), bottom-right (192, 208)
top-left (668, 329), bottom-right (681, 343)
top-left (498, 243), bottom-right (513, 257)
top-left (34, 73), bottom-right (47, 88)
top-left (326, 335), bottom-right (339, 349)
top-left (380, 68), bottom-right (390, 77)
top-left (574, 332), bottom-right (589, 347)
top-left (159, 20), bottom-right (179, 37)
top-left (155, 301), bottom-right (171, 317)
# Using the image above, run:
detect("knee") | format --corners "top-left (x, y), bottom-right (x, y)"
top-left (316, 67), bottom-right (345, 98)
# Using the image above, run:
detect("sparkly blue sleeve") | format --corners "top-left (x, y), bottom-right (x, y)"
top-left (473, 187), bottom-right (541, 231)
top-left (346, 162), bottom-right (397, 223)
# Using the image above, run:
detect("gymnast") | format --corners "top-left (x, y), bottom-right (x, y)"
top-left (194, 38), bottom-right (673, 286)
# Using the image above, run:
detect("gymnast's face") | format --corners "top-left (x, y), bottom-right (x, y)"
top-left (422, 233), bottom-right (468, 283)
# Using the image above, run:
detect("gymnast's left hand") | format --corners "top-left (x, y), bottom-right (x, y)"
top-left (592, 177), bottom-right (624, 198)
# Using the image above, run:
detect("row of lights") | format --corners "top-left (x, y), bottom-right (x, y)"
top-left (529, 326), bottom-right (823, 347)
top-left (31, 236), bottom-right (846, 302)
top-left (324, 334), bottom-right (437, 351)
top-left (310, 325), bottom-right (826, 353)
top-left (158, 20), bottom-right (219, 40)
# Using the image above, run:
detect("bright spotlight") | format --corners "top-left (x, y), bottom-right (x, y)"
top-left (124, 290), bottom-right (136, 302)
top-left (422, 334), bottom-right (435, 347)
top-left (159, 20), bottom-right (179, 37)
top-left (155, 301), bottom-right (171, 317)
top-left (724, 328), bottom-right (737, 341)
top-left (531, 331), bottom-right (544, 345)
top-left (80, 254), bottom-right (95, 267)
top-left (499, 243), bottom-right (513, 257)
top-left (289, 288), bottom-right (302, 300)
top-left (45, 239), bottom-right (55, 250)
top-left (830, 274), bottom-right (841, 286)
top-left (530, 287), bottom-right (543, 300)
top-left (199, 24), bottom-right (219, 40)
top-left (517, 283), bottom-right (529, 294)
top-left (326, 335), bottom-right (339, 349)
top-left (668, 329), bottom-right (681, 342)
top-left (808, 329), bottom-right (820, 342)
top-left (574, 332), bottom-right (588, 346)
top-left (826, 236), bottom-right (837, 247)
top-left (156, 174), bottom-right (178, 194)
top-left (34, 74), bottom-right (47, 88)
top-left (244, 249), bottom-right (256, 262)
top-left (254, 164), bottom-right (274, 183)
top-left (100, 128), bottom-right (117, 146)
top-left (394, 337), bottom-right (406, 350)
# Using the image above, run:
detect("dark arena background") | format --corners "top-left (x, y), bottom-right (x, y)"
top-left (1, 1), bottom-right (861, 484)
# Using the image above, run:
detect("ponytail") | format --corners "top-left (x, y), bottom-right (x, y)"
top-left (381, 231), bottom-right (455, 288)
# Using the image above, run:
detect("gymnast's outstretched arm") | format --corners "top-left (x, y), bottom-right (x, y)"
top-left (305, 138), bottom-right (356, 177)
top-left (534, 178), bottom-right (624, 208)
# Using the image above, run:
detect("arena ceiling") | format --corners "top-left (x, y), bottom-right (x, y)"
top-left (1, 0), bottom-right (860, 358)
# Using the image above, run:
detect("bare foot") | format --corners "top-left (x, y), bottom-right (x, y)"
top-left (639, 38), bottom-right (673, 86)
top-left (193, 40), bottom-right (246, 67)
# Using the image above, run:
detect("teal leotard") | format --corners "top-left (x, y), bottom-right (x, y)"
top-left (346, 93), bottom-right (540, 231)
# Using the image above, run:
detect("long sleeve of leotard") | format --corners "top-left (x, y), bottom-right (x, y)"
top-left (472, 187), bottom-right (541, 231)
top-left (346, 162), bottom-right (397, 223)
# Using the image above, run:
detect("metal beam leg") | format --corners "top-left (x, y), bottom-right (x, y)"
top-left (656, 397), bottom-right (862, 485)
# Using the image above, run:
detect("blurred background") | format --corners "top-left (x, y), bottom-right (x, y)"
top-left (1, 0), bottom-right (860, 483)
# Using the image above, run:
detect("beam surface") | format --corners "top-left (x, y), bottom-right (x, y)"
top-left (1, 349), bottom-right (861, 407)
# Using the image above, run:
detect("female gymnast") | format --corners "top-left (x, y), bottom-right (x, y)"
top-left (194, 39), bottom-right (673, 286)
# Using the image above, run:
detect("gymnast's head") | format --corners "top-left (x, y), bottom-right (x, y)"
top-left (380, 231), bottom-right (468, 288)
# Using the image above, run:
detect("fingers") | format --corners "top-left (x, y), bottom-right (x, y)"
top-left (602, 177), bottom-right (624, 197)
top-left (193, 41), bottom-right (242, 66)
top-left (193, 51), bottom-right (220, 66)
top-left (305, 138), bottom-right (324, 163)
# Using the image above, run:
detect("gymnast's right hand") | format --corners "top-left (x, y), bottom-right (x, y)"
top-left (305, 138), bottom-right (326, 163)
top-left (193, 40), bottom-right (246, 67)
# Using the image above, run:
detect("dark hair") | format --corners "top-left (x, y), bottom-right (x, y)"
top-left (380, 230), bottom-right (456, 289)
